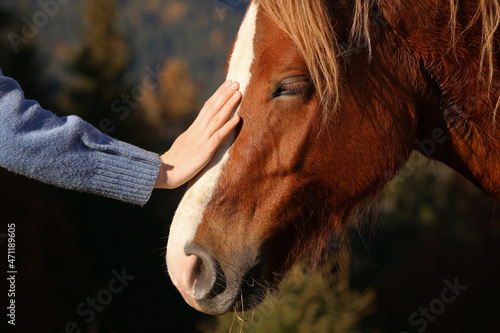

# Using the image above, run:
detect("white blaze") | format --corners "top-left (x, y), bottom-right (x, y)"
top-left (166, 2), bottom-right (258, 285)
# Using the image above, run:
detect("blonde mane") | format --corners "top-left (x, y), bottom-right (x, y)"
top-left (257, 0), bottom-right (500, 119)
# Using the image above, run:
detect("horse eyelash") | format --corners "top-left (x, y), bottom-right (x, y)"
top-left (272, 79), bottom-right (311, 98)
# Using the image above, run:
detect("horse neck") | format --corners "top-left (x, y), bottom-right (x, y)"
top-left (377, 0), bottom-right (500, 199)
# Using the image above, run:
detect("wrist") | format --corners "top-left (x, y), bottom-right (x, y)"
top-left (154, 157), bottom-right (170, 189)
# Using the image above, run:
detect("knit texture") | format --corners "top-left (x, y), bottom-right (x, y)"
top-left (0, 69), bottom-right (162, 205)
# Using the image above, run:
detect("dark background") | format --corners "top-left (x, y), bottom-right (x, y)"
top-left (1, 1), bottom-right (499, 332)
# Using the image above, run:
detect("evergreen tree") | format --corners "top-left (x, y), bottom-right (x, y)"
top-left (58, 0), bottom-right (130, 129)
top-left (0, 5), bottom-right (51, 106)
top-left (138, 58), bottom-right (200, 141)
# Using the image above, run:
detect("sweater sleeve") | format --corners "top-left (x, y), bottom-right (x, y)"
top-left (0, 69), bottom-right (162, 205)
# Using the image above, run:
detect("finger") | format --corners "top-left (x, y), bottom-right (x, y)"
top-left (186, 82), bottom-right (233, 128)
top-left (198, 81), bottom-right (240, 124)
top-left (208, 81), bottom-right (239, 115)
top-left (206, 115), bottom-right (241, 151)
top-left (207, 91), bottom-right (242, 131)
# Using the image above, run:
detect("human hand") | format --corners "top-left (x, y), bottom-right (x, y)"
top-left (154, 80), bottom-right (241, 189)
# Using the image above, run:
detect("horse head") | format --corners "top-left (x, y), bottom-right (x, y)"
top-left (166, 0), bottom-right (500, 314)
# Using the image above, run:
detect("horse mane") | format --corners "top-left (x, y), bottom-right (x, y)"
top-left (257, 0), bottom-right (500, 119)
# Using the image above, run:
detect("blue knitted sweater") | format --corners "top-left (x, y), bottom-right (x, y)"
top-left (0, 69), bottom-right (162, 205)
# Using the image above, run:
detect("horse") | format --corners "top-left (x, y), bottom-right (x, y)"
top-left (166, 0), bottom-right (500, 315)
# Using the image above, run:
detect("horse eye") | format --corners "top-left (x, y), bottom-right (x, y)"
top-left (272, 78), bottom-right (311, 98)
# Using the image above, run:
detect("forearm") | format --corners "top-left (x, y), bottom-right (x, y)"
top-left (0, 69), bottom-right (161, 205)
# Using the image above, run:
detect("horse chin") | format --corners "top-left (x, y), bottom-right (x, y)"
top-left (193, 282), bottom-right (268, 315)
top-left (233, 263), bottom-right (269, 312)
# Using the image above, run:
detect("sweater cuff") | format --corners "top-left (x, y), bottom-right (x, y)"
top-left (87, 148), bottom-right (162, 206)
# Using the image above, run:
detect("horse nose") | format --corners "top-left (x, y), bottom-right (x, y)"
top-left (169, 242), bottom-right (267, 314)
top-left (183, 243), bottom-right (225, 301)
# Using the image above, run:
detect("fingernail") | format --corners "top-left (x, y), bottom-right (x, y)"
top-left (231, 91), bottom-right (241, 99)
top-left (224, 80), bottom-right (233, 87)
top-left (229, 81), bottom-right (239, 89)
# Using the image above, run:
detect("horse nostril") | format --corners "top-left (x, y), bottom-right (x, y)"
top-left (184, 243), bottom-right (226, 301)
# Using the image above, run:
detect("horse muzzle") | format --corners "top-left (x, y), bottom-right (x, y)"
top-left (167, 242), bottom-right (268, 315)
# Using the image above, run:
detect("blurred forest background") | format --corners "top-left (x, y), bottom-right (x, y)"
top-left (1, 1), bottom-right (499, 332)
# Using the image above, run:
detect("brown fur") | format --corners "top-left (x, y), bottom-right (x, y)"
top-left (186, 0), bottom-right (500, 313)
top-left (257, 0), bottom-right (340, 116)
top-left (258, 0), bottom-right (500, 119)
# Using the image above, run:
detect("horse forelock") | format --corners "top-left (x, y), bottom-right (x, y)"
top-left (257, 0), bottom-right (340, 121)
top-left (256, 0), bottom-right (500, 120)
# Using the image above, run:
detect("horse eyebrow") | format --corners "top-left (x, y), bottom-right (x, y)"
top-left (273, 68), bottom-right (310, 77)
top-left (283, 66), bottom-right (309, 73)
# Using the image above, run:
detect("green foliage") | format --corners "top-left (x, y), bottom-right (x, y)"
top-left (198, 257), bottom-right (376, 333)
